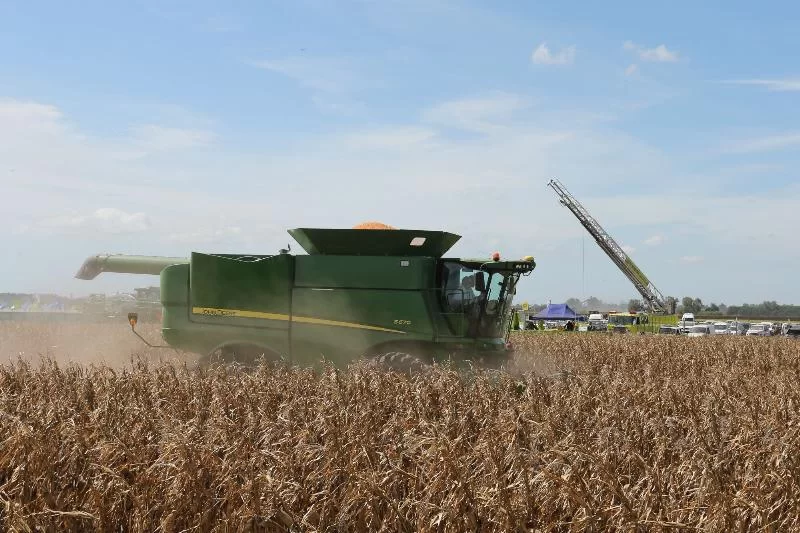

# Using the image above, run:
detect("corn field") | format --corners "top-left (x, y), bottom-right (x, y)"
top-left (1, 326), bottom-right (800, 531)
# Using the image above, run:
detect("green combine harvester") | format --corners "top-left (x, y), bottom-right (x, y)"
top-left (76, 226), bottom-right (536, 370)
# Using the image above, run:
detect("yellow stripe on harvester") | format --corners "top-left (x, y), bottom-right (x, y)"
top-left (191, 307), bottom-right (406, 334)
top-left (291, 315), bottom-right (406, 333)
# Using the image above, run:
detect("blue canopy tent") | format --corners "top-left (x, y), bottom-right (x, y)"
top-left (531, 303), bottom-right (579, 320)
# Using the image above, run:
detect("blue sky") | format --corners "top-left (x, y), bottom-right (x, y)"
top-left (1, 0), bottom-right (799, 305)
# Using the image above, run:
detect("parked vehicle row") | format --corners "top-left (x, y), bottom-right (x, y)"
top-left (519, 310), bottom-right (799, 338)
top-left (660, 318), bottom-right (798, 337)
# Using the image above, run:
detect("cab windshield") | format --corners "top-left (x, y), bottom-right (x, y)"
top-left (439, 261), bottom-right (518, 338)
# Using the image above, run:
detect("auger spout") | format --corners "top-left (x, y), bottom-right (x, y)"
top-left (75, 254), bottom-right (188, 280)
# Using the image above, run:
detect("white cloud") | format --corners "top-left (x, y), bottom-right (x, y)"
top-left (623, 41), bottom-right (679, 63)
top-left (644, 235), bottom-right (664, 246)
top-left (3, 95), bottom-right (800, 303)
top-left (0, 98), bottom-right (262, 245)
top-left (724, 133), bottom-right (800, 154)
top-left (589, 189), bottom-right (800, 243)
top-left (422, 93), bottom-right (530, 133)
top-left (166, 225), bottom-right (243, 245)
top-left (92, 208), bottom-right (151, 233)
top-left (249, 56), bottom-right (372, 113)
top-left (721, 78), bottom-right (800, 92)
top-left (25, 208), bottom-right (151, 235)
top-left (310, 94), bottom-right (365, 115)
top-left (0, 99), bottom-right (214, 180)
top-left (625, 64), bottom-right (639, 76)
top-left (131, 124), bottom-right (214, 152)
top-left (0, 99), bottom-right (64, 131)
top-left (622, 244), bottom-right (636, 254)
top-left (531, 42), bottom-right (576, 65)
top-left (342, 127), bottom-right (437, 149)
top-left (680, 256), bottom-right (704, 264)
top-left (249, 56), bottom-right (362, 93)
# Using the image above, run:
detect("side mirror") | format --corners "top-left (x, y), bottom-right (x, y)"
top-left (475, 272), bottom-right (486, 292)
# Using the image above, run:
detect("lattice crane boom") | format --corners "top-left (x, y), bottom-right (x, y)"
top-left (547, 179), bottom-right (668, 313)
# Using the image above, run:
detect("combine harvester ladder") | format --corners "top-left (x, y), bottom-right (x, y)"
top-left (547, 178), bottom-right (668, 314)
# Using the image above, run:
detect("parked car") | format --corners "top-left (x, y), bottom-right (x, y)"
top-left (587, 313), bottom-right (608, 332)
top-left (712, 322), bottom-right (729, 335)
top-left (688, 324), bottom-right (713, 337)
top-left (728, 321), bottom-right (750, 335)
top-left (658, 325), bottom-right (681, 335)
top-left (679, 313), bottom-right (695, 333)
top-left (786, 325), bottom-right (800, 338)
top-left (746, 323), bottom-right (772, 336)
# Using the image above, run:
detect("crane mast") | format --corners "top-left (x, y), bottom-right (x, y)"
top-left (547, 179), bottom-right (668, 313)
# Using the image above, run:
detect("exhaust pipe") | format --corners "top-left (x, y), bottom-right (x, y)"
top-left (75, 254), bottom-right (188, 280)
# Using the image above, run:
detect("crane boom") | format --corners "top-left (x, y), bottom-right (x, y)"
top-left (547, 178), bottom-right (668, 313)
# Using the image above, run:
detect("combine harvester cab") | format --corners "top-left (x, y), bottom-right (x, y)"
top-left (76, 226), bottom-right (536, 370)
